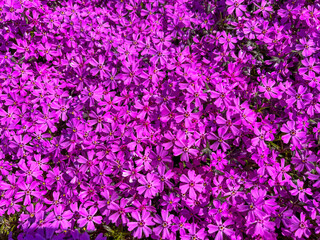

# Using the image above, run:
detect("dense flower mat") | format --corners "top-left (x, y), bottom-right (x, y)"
top-left (0, 0), bottom-right (320, 239)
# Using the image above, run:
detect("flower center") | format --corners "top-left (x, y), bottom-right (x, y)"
top-left (300, 223), bottom-right (306, 228)
top-left (290, 130), bottom-right (296, 136)
top-left (189, 181), bottom-right (195, 187)
top-left (139, 220), bottom-right (145, 227)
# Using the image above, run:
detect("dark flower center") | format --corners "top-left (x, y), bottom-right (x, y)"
top-left (300, 223), bottom-right (306, 228)
top-left (139, 220), bottom-right (145, 227)
top-left (189, 181), bottom-right (195, 187)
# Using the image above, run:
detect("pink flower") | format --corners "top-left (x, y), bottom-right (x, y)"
top-left (127, 210), bottom-right (155, 239)
top-left (226, 0), bottom-right (247, 17)
top-left (137, 173), bottom-right (160, 198)
top-left (281, 121), bottom-right (305, 149)
top-left (78, 207), bottom-right (102, 231)
top-left (179, 170), bottom-right (203, 199)
top-left (290, 213), bottom-right (312, 239)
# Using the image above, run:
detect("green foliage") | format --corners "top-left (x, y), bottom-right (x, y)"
top-left (102, 225), bottom-right (133, 240)
top-left (0, 214), bottom-right (20, 239)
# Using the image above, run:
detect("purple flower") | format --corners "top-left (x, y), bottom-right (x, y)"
top-left (226, 0), bottom-right (247, 17)
top-left (108, 198), bottom-right (134, 225)
top-left (296, 38), bottom-right (316, 57)
top-left (289, 212), bottom-right (312, 239)
top-left (246, 215), bottom-right (276, 239)
top-left (78, 207), bottom-right (102, 231)
top-left (181, 223), bottom-right (206, 240)
top-left (173, 138), bottom-right (198, 162)
top-left (137, 173), bottom-right (160, 198)
top-left (127, 210), bottom-right (155, 239)
top-left (15, 181), bottom-right (44, 206)
top-left (299, 57), bottom-right (320, 75)
top-left (290, 180), bottom-right (313, 202)
top-left (208, 128), bottom-right (232, 152)
top-left (253, 0), bottom-right (273, 18)
top-left (9, 134), bottom-right (33, 157)
top-left (208, 216), bottom-right (234, 240)
top-left (180, 170), bottom-right (203, 199)
top-left (210, 150), bottom-right (228, 171)
top-left (175, 104), bottom-right (198, 128)
top-left (281, 121), bottom-right (305, 149)
top-left (286, 85), bottom-right (313, 109)
top-left (90, 55), bottom-right (107, 78)
top-left (153, 210), bottom-right (174, 239)
top-left (258, 79), bottom-right (280, 99)
top-left (219, 32), bottom-right (237, 50)
top-left (46, 206), bottom-right (73, 230)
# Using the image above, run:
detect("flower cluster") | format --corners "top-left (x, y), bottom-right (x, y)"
top-left (0, 0), bottom-right (320, 239)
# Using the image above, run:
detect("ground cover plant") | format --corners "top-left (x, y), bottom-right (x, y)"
top-left (0, 0), bottom-right (320, 239)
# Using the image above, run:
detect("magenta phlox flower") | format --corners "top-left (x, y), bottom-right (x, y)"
top-left (246, 215), bottom-right (276, 239)
top-left (78, 207), bottom-right (102, 231)
top-left (149, 44), bottom-right (170, 66)
top-left (180, 170), bottom-right (203, 199)
top-left (219, 31), bottom-right (237, 50)
top-left (289, 212), bottom-right (312, 239)
top-left (226, 0), bottom-right (247, 17)
top-left (108, 198), bottom-right (134, 225)
top-left (210, 149), bottom-right (228, 171)
top-left (15, 181), bottom-right (45, 206)
top-left (208, 127), bottom-right (232, 152)
top-left (215, 112), bottom-right (241, 136)
top-left (296, 38), bottom-right (316, 57)
top-left (253, 0), bottom-right (273, 18)
top-left (175, 104), bottom-right (199, 128)
top-left (153, 209), bottom-right (174, 240)
top-left (258, 79), bottom-right (281, 99)
top-left (210, 83), bottom-right (233, 109)
top-left (9, 134), bottom-right (33, 157)
top-left (127, 210), bottom-right (155, 239)
top-left (299, 57), bottom-right (320, 75)
top-left (173, 138), bottom-right (198, 162)
top-left (157, 165), bottom-right (174, 191)
top-left (90, 55), bottom-right (107, 78)
top-left (46, 205), bottom-right (73, 230)
top-left (281, 121), bottom-right (305, 149)
top-left (292, 150), bottom-right (316, 172)
top-left (208, 216), bottom-right (234, 240)
top-left (181, 223), bottom-right (206, 240)
top-left (286, 85), bottom-right (313, 109)
top-left (137, 173), bottom-right (160, 198)
top-left (251, 126), bottom-right (271, 148)
top-left (81, 85), bottom-right (104, 107)
top-left (290, 180), bottom-right (313, 202)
